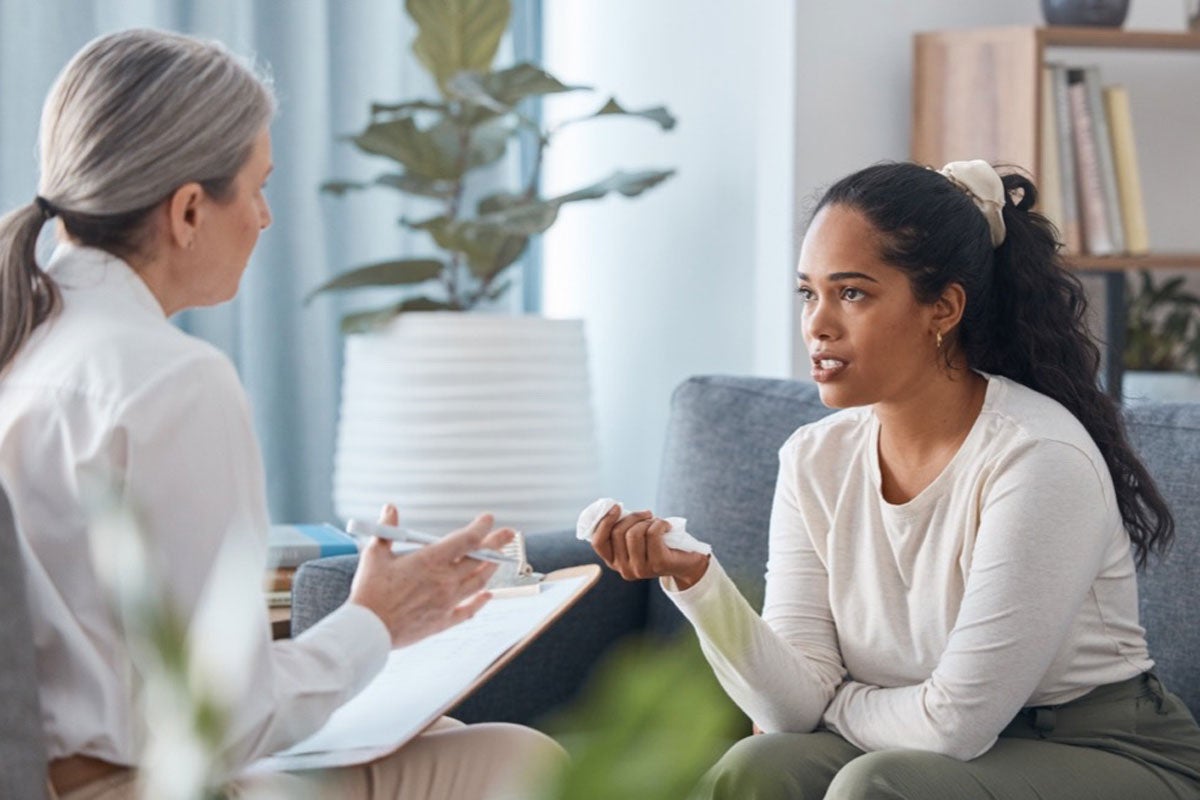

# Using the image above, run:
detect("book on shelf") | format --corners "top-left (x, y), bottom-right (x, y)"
top-left (1049, 63), bottom-right (1083, 254)
top-left (268, 524), bottom-right (358, 569)
top-left (265, 589), bottom-right (292, 608)
top-left (1102, 85), bottom-right (1150, 255)
top-left (1038, 65), bottom-right (1066, 238)
top-left (1082, 66), bottom-right (1126, 254)
top-left (1066, 67), bottom-right (1116, 255)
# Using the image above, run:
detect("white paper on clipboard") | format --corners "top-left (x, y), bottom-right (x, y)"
top-left (245, 566), bottom-right (597, 775)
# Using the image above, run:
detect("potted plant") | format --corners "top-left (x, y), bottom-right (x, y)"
top-left (1122, 270), bottom-right (1200, 403)
top-left (309, 0), bottom-right (676, 532)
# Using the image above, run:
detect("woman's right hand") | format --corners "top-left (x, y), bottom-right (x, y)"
top-left (347, 505), bottom-right (515, 648)
top-left (590, 504), bottom-right (710, 590)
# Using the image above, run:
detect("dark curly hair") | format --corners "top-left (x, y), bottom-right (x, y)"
top-left (815, 161), bottom-right (1173, 568)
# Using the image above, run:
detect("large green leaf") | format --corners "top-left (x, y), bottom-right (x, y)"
top-left (419, 216), bottom-right (528, 279)
top-left (592, 97), bottom-right (677, 130)
top-left (341, 296), bottom-right (458, 333)
top-left (554, 97), bottom-right (677, 133)
top-left (470, 170), bottom-right (675, 237)
top-left (352, 117), bottom-right (459, 178)
top-left (351, 116), bottom-right (509, 179)
top-left (554, 169), bottom-right (676, 203)
top-left (449, 63), bottom-right (587, 110)
top-left (474, 200), bottom-right (560, 236)
top-left (305, 259), bottom-right (444, 303)
top-left (406, 0), bottom-right (511, 93)
top-left (373, 173), bottom-right (456, 199)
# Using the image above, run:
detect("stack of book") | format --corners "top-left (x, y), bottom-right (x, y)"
top-left (264, 524), bottom-right (359, 607)
top-left (1040, 63), bottom-right (1150, 256)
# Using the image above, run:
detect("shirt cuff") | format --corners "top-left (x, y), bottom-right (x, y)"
top-left (295, 602), bottom-right (391, 700)
top-left (661, 556), bottom-right (727, 610)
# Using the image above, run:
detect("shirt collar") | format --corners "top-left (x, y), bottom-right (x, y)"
top-left (45, 242), bottom-right (167, 320)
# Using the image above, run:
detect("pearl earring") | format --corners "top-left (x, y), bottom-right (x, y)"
top-left (936, 330), bottom-right (944, 350)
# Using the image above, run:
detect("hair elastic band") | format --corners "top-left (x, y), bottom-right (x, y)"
top-left (34, 196), bottom-right (58, 220)
top-left (937, 160), bottom-right (1006, 247)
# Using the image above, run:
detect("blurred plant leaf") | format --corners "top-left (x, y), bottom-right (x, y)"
top-left (342, 296), bottom-right (458, 333)
top-left (470, 170), bottom-right (676, 238)
top-left (535, 636), bottom-right (742, 800)
top-left (305, 259), bottom-right (445, 304)
top-left (370, 99), bottom-right (449, 117)
top-left (553, 168), bottom-right (677, 203)
top-left (418, 216), bottom-right (529, 278)
top-left (558, 97), bottom-right (677, 132)
top-left (1125, 269), bottom-right (1200, 374)
top-left (406, 0), bottom-right (511, 93)
top-left (320, 173), bottom-right (456, 200)
top-left (351, 116), bottom-right (510, 179)
top-left (449, 63), bottom-right (588, 110)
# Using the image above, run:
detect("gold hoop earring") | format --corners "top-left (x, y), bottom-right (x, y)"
top-left (936, 330), bottom-right (944, 350)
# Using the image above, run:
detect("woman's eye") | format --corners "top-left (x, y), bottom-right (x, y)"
top-left (841, 287), bottom-right (865, 301)
top-left (795, 286), bottom-right (815, 301)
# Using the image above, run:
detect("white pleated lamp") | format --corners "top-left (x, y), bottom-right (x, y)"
top-left (332, 312), bottom-right (600, 534)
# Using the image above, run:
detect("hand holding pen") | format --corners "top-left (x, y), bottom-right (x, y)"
top-left (346, 518), bottom-right (519, 565)
top-left (347, 504), bottom-right (517, 648)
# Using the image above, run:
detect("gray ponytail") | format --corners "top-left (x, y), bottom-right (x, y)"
top-left (0, 28), bottom-right (275, 373)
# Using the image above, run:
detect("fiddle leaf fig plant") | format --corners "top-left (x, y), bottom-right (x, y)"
top-left (309, 0), bottom-right (676, 332)
top-left (1124, 270), bottom-right (1200, 375)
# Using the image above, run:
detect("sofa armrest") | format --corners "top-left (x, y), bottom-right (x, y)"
top-left (290, 531), bottom-right (651, 726)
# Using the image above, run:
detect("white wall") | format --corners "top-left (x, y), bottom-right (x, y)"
top-left (542, 0), bottom-right (796, 508)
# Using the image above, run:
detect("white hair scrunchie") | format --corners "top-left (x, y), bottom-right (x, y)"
top-left (938, 160), bottom-right (1006, 248)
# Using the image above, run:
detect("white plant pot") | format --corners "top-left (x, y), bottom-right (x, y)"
top-left (1122, 371), bottom-right (1200, 405)
top-left (333, 312), bottom-right (600, 534)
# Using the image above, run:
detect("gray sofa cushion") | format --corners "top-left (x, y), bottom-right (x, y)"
top-left (1123, 403), bottom-right (1200, 715)
top-left (650, 376), bottom-right (834, 636)
top-left (0, 485), bottom-right (49, 799)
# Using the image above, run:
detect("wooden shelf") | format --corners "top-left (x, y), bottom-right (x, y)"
top-left (1039, 27), bottom-right (1200, 51)
top-left (1065, 253), bottom-right (1200, 272)
top-left (912, 27), bottom-right (1200, 176)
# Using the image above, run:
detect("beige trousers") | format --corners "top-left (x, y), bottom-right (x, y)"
top-left (61, 718), bottom-right (564, 800)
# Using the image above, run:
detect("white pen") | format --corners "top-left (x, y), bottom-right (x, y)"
top-left (346, 519), bottom-right (520, 565)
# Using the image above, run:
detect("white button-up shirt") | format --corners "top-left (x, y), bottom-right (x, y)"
top-left (0, 243), bottom-right (389, 768)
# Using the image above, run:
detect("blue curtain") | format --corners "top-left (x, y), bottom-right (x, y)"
top-left (0, 0), bottom-right (542, 525)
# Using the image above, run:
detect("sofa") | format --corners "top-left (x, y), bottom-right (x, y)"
top-left (292, 375), bottom-right (1200, 727)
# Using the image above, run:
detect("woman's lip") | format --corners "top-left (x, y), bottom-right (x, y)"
top-left (811, 358), bottom-right (848, 382)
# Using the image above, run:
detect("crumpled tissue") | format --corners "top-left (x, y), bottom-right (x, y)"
top-left (575, 497), bottom-right (712, 555)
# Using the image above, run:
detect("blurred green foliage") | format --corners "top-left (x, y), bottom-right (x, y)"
top-left (533, 635), bottom-right (744, 800)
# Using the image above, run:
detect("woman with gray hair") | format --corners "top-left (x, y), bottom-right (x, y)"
top-left (0, 28), bottom-right (560, 799)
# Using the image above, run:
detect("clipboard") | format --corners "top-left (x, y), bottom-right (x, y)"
top-left (246, 564), bottom-right (600, 775)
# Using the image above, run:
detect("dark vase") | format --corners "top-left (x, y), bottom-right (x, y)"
top-left (1041, 0), bottom-right (1131, 27)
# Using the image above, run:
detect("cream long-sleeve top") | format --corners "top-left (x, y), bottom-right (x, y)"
top-left (0, 244), bottom-right (390, 768)
top-left (665, 374), bottom-right (1153, 761)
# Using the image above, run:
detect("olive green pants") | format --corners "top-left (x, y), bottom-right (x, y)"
top-left (693, 673), bottom-right (1200, 800)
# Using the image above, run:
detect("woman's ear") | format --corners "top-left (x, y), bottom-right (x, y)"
top-left (931, 281), bottom-right (968, 335)
top-left (165, 182), bottom-right (205, 251)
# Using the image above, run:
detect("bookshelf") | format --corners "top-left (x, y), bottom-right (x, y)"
top-left (911, 26), bottom-right (1200, 397)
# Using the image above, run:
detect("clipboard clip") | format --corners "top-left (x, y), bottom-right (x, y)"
top-left (488, 532), bottom-right (545, 597)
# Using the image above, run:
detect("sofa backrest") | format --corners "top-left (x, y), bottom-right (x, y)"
top-left (653, 375), bottom-right (1199, 715)
top-left (0, 484), bottom-right (49, 799)
top-left (652, 376), bottom-right (834, 634)
top-left (1123, 403), bottom-right (1200, 715)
